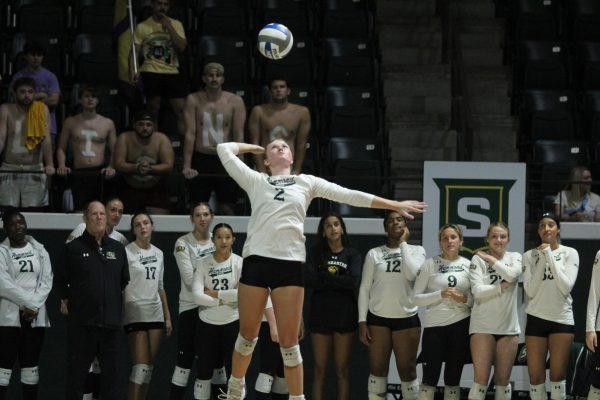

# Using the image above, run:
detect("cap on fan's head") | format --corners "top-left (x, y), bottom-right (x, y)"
top-left (134, 110), bottom-right (155, 124)
top-left (203, 62), bottom-right (224, 76)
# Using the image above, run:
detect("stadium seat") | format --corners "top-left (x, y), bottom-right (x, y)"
top-left (11, 0), bottom-right (66, 35)
top-left (322, 0), bottom-right (373, 11)
top-left (514, 40), bottom-right (569, 92)
top-left (323, 137), bottom-right (381, 174)
top-left (328, 159), bottom-right (383, 217)
top-left (531, 140), bottom-right (589, 194)
top-left (519, 90), bottom-right (576, 144)
top-left (572, 16), bottom-right (600, 41)
top-left (320, 9), bottom-right (372, 39)
top-left (322, 86), bottom-right (381, 141)
top-left (582, 91), bottom-right (600, 141)
top-left (197, 36), bottom-right (250, 60)
top-left (72, 34), bottom-right (118, 85)
top-left (194, 1), bottom-right (249, 36)
top-left (260, 8), bottom-right (311, 37)
top-left (323, 56), bottom-right (376, 86)
top-left (322, 37), bottom-right (376, 59)
top-left (573, 41), bottom-right (600, 90)
top-left (259, 40), bottom-right (314, 85)
top-left (73, 0), bottom-right (115, 34)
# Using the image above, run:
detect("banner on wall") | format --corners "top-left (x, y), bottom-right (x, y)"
top-left (422, 161), bottom-right (527, 257)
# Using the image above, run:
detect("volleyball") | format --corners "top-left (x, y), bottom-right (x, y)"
top-left (257, 23), bottom-right (294, 60)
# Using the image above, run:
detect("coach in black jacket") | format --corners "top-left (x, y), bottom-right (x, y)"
top-left (55, 200), bottom-right (130, 399)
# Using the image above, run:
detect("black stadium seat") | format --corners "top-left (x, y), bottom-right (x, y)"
top-left (72, 34), bottom-right (118, 85)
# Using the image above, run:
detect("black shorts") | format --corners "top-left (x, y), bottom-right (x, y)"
top-left (124, 321), bottom-right (165, 334)
top-left (308, 290), bottom-right (357, 334)
top-left (240, 255), bottom-right (304, 289)
top-left (140, 71), bottom-right (189, 99)
top-left (119, 175), bottom-right (170, 213)
top-left (525, 314), bottom-right (575, 337)
top-left (367, 312), bottom-right (421, 331)
top-left (470, 333), bottom-right (518, 341)
top-left (189, 153), bottom-right (238, 204)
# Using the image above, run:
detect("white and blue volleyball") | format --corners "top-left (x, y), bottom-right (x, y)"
top-left (257, 23), bottom-right (294, 60)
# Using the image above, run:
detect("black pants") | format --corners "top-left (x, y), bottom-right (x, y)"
top-left (66, 324), bottom-right (120, 400)
top-left (195, 319), bottom-right (238, 380)
top-left (258, 321), bottom-right (284, 378)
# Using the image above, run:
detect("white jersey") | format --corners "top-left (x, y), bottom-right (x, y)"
top-left (523, 245), bottom-right (579, 325)
top-left (469, 251), bottom-right (523, 335)
top-left (173, 232), bottom-right (215, 313)
top-left (123, 242), bottom-right (165, 325)
top-left (358, 242), bottom-right (425, 321)
top-left (191, 253), bottom-right (243, 325)
top-left (0, 236), bottom-right (52, 327)
top-left (586, 250), bottom-right (600, 332)
top-left (414, 255), bottom-right (472, 328)
top-left (66, 222), bottom-right (128, 245)
top-left (217, 143), bottom-right (374, 261)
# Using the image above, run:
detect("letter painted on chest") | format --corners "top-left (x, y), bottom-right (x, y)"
top-left (202, 112), bottom-right (224, 146)
top-left (11, 120), bottom-right (28, 154)
top-left (80, 129), bottom-right (98, 157)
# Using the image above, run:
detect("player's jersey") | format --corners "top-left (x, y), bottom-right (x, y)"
top-left (586, 250), bottom-right (600, 332)
top-left (217, 143), bottom-right (374, 262)
top-left (469, 251), bottom-right (523, 335)
top-left (523, 245), bottom-right (579, 325)
top-left (358, 242), bottom-right (425, 321)
top-left (192, 253), bottom-right (243, 325)
top-left (414, 255), bottom-right (472, 328)
top-left (0, 236), bottom-right (52, 327)
top-left (174, 232), bottom-right (215, 313)
top-left (66, 222), bottom-right (128, 245)
top-left (123, 242), bottom-right (165, 324)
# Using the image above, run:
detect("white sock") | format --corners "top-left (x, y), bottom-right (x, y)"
top-left (468, 382), bottom-right (487, 400)
top-left (401, 379), bottom-right (420, 400)
top-left (588, 385), bottom-right (600, 400)
top-left (530, 383), bottom-right (547, 400)
top-left (550, 380), bottom-right (566, 400)
top-left (444, 385), bottom-right (460, 400)
top-left (418, 384), bottom-right (436, 400)
top-left (495, 384), bottom-right (511, 400)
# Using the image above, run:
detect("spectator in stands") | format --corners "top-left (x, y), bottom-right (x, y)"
top-left (0, 77), bottom-right (55, 211)
top-left (0, 209), bottom-right (53, 400)
top-left (249, 77), bottom-right (311, 174)
top-left (131, 0), bottom-right (187, 136)
top-left (56, 85), bottom-right (117, 211)
top-left (554, 166), bottom-right (600, 222)
top-left (182, 62), bottom-right (246, 215)
top-left (10, 41), bottom-right (61, 144)
top-left (114, 110), bottom-right (174, 215)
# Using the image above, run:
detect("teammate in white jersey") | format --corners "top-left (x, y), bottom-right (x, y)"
top-left (468, 223), bottom-right (522, 400)
top-left (585, 250), bottom-right (600, 400)
top-left (170, 202), bottom-right (227, 399)
top-left (522, 213), bottom-right (578, 400)
top-left (414, 224), bottom-right (472, 400)
top-left (358, 212), bottom-right (425, 400)
top-left (0, 210), bottom-right (52, 400)
top-left (124, 212), bottom-right (172, 400)
top-left (216, 140), bottom-right (426, 400)
top-left (191, 223), bottom-right (243, 400)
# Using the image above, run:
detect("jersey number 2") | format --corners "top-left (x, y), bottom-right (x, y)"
top-left (274, 189), bottom-right (285, 201)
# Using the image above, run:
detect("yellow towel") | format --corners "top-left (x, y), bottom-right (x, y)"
top-left (25, 101), bottom-right (47, 150)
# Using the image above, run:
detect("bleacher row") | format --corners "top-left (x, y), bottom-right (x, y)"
top-left (0, 0), bottom-right (391, 215)
top-left (497, 0), bottom-right (600, 209)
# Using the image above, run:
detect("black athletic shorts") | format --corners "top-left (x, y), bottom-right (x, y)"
top-left (140, 72), bottom-right (189, 99)
top-left (240, 255), bottom-right (304, 289)
top-left (525, 314), bottom-right (574, 337)
top-left (367, 311), bottom-right (421, 331)
top-left (124, 321), bottom-right (165, 334)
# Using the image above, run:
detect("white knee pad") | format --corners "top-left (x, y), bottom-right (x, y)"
top-left (444, 386), bottom-right (460, 400)
top-left (495, 384), bottom-right (512, 400)
top-left (255, 373), bottom-right (274, 393)
top-left (272, 376), bottom-right (288, 394)
top-left (91, 358), bottom-right (101, 374)
top-left (0, 368), bottom-right (12, 386)
top-left (589, 385), bottom-right (600, 400)
top-left (530, 383), bottom-right (548, 400)
top-left (418, 385), bottom-right (436, 400)
top-left (468, 382), bottom-right (487, 400)
top-left (280, 345), bottom-right (303, 367)
top-left (368, 374), bottom-right (387, 399)
top-left (234, 333), bottom-right (258, 356)
top-left (211, 366), bottom-right (227, 385)
top-left (172, 366), bottom-right (191, 387)
top-left (143, 365), bottom-right (154, 384)
top-left (288, 395), bottom-right (305, 400)
top-left (130, 364), bottom-right (150, 385)
top-left (550, 380), bottom-right (566, 400)
top-left (20, 366), bottom-right (39, 385)
top-left (194, 379), bottom-right (212, 400)
top-left (401, 378), bottom-right (420, 400)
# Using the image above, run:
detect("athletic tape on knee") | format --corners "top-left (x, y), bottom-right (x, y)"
top-left (234, 333), bottom-right (258, 356)
top-left (418, 385), bottom-right (436, 400)
top-left (255, 373), bottom-right (274, 393)
top-left (20, 367), bottom-right (39, 385)
top-left (280, 345), bottom-right (302, 367)
top-left (194, 379), bottom-right (212, 400)
top-left (530, 383), bottom-right (548, 400)
top-left (272, 376), bottom-right (288, 394)
top-left (211, 366), bottom-right (227, 385)
top-left (589, 385), bottom-right (600, 400)
top-left (171, 366), bottom-right (191, 387)
top-left (495, 384), bottom-right (512, 400)
top-left (468, 382), bottom-right (487, 400)
top-left (91, 358), bottom-right (101, 374)
top-left (550, 380), bottom-right (566, 400)
top-left (143, 365), bottom-right (154, 384)
top-left (401, 378), bottom-right (420, 400)
top-left (0, 368), bottom-right (12, 386)
top-left (130, 364), bottom-right (149, 385)
top-left (368, 374), bottom-right (387, 396)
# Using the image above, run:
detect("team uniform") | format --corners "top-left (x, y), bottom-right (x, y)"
top-left (469, 251), bottom-right (523, 336)
top-left (171, 233), bottom-right (216, 396)
top-left (586, 251), bottom-right (600, 394)
top-left (413, 256), bottom-right (472, 394)
top-left (0, 236), bottom-right (52, 400)
top-left (123, 242), bottom-right (165, 331)
top-left (522, 245), bottom-right (579, 336)
top-left (306, 246), bottom-right (362, 333)
top-left (191, 253), bottom-right (243, 400)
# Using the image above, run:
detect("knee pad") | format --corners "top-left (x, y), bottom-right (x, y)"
top-left (468, 382), bottom-right (487, 400)
top-left (143, 365), bottom-right (154, 384)
top-left (418, 385), bottom-right (436, 400)
top-left (172, 366), bottom-right (191, 387)
top-left (0, 368), bottom-right (12, 386)
top-left (288, 396), bottom-right (305, 400)
top-left (401, 378), bottom-right (420, 400)
top-left (530, 383), bottom-right (548, 400)
top-left (194, 379), bottom-right (211, 400)
top-left (550, 380), bottom-right (566, 400)
top-left (280, 345), bottom-right (303, 367)
top-left (91, 358), bottom-right (101, 374)
top-left (368, 374), bottom-right (387, 397)
top-left (20, 366), bottom-right (39, 385)
top-left (211, 366), bottom-right (227, 385)
top-left (444, 386), bottom-right (460, 400)
top-left (234, 333), bottom-right (258, 356)
top-left (130, 364), bottom-right (150, 385)
top-left (495, 384), bottom-right (512, 400)
top-left (272, 376), bottom-right (288, 394)
top-left (255, 373), bottom-right (274, 394)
